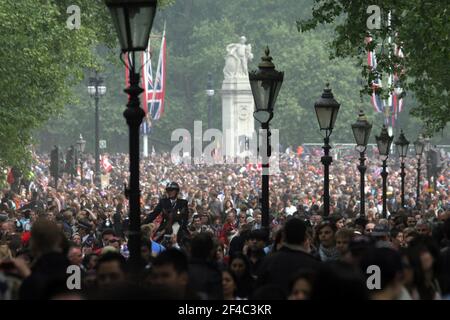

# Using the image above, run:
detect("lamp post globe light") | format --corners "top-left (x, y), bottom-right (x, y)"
top-left (88, 72), bottom-right (106, 187)
top-left (375, 125), bottom-right (394, 218)
top-left (314, 83), bottom-right (340, 217)
top-left (395, 130), bottom-right (409, 208)
top-left (76, 134), bottom-right (86, 184)
top-left (414, 135), bottom-right (425, 207)
top-left (351, 110), bottom-right (372, 217)
top-left (105, 0), bottom-right (158, 271)
top-left (249, 47), bottom-right (284, 229)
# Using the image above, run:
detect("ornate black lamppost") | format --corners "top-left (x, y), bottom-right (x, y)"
top-left (76, 134), bottom-right (86, 185)
top-left (314, 84), bottom-right (340, 217)
top-left (375, 125), bottom-right (394, 218)
top-left (395, 130), bottom-right (409, 208)
top-left (351, 110), bottom-right (372, 217)
top-left (413, 135), bottom-right (425, 207)
top-left (105, 0), bottom-right (157, 270)
top-left (87, 72), bottom-right (106, 186)
top-left (249, 47), bottom-right (283, 228)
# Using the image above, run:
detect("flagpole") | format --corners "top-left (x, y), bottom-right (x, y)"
top-left (387, 11), bottom-right (394, 144)
top-left (143, 133), bottom-right (148, 157)
top-left (142, 37), bottom-right (151, 158)
top-left (143, 118), bottom-right (149, 157)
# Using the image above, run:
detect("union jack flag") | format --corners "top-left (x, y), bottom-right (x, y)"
top-left (148, 25), bottom-right (166, 121)
top-left (124, 24), bottom-right (167, 136)
top-left (141, 40), bottom-right (154, 135)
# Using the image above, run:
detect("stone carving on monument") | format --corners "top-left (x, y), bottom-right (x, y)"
top-left (221, 36), bottom-right (255, 158)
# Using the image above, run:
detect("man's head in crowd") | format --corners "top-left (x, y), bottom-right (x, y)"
top-left (415, 220), bottom-right (432, 237)
top-left (30, 218), bottom-right (64, 258)
top-left (190, 232), bottom-right (216, 261)
top-left (353, 217), bottom-right (367, 235)
top-left (68, 245), bottom-right (83, 266)
top-left (407, 215), bottom-right (417, 228)
top-left (288, 269), bottom-right (316, 300)
top-left (101, 229), bottom-right (116, 247)
top-left (364, 222), bottom-right (376, 235)
top-left (359, 247), bottom-right (404, 300)
top-left (248, 229), bottom-right (267, 251)
top-left (335, 228), bottom-right (354, 256)
top-left (282, 217), bottom-right (311, 252)
top-left (192, 215), bottom-right (201, 230)
top-left (96, 252), bottom-right (127, 289)
top-left (370, 224), bottom-right (391, 243)
top-left (150, 249), bottom-right (189, 293)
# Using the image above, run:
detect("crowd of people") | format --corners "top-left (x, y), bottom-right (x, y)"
top-left (0, 146), bottom-right (449, 300)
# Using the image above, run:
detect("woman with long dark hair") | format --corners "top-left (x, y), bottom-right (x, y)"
top-left (229, 252), bottom-right (255, 298)
top-left (407, 236), bottom-right (442, 300)
top-left (222, 268), bottom-right (245, 300)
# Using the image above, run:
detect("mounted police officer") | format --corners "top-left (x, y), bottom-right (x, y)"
top-left (144, 182), bottom-right (189, 242)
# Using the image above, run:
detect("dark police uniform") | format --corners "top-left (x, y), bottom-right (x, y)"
top-left (144, 197), bottom-right (189, 240)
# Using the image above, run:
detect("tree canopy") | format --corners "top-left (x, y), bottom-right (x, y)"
top-left (297, 0), bottom-right (450, 135)
top-left (0, 0), bottom-right (172, 174)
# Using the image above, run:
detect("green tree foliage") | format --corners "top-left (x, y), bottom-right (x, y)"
top-left (0, 0), bottom-right (173, 173)
top-left (297, 0), bottom-right (450, 134)
top-left (0, 0), bottom-right (112, 170)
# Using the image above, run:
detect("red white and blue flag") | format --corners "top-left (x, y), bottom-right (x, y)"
top-left (366, 35), bottom-right (383, 114)
top-left (370, 73), bottom-right (383, 113)
top-left (141, 39), bottom-right (154, 135)
top-left (148, 25), bottom-right (166, 121)
top-left (366, 34), bottom-right (405, 127)
top-left (124, 24), bottom-right (167, 136)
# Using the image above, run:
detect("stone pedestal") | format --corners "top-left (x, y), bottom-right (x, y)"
top-left (221, 78), bottom-right (255, 158)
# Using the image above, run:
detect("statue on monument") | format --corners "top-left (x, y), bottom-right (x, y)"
top-left (223, 36), bottom-right (254, 79)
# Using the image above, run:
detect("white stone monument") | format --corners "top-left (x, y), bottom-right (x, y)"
top-left (221, 36), bottom-right (255, 158)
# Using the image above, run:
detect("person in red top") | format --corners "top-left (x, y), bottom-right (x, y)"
top-left (220, 209), bottom-right (238, 246)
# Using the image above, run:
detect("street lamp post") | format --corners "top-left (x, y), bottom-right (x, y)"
top-left (314, 84), bottom-right (340, 217)
top-left (413, 135), bottom-right (425, 208)
top-left (206, 72), bottom-right (215, 129)
top-left (105, 0), bottom-right (157, 271)
top-left (351, 110), bottom-right (372, 217)
top-left (424, 136), bottom-right (432, 190)
top-left (76, 134), bottom-right (86, 185)
top-left (395, 130), bottom-right (409, 208)
top-left (88, 72), bottom-right (106, 187)
top-left (375, 125), bottom-right (394, 218)
top-left (249, 47), bottom-right (283, 229)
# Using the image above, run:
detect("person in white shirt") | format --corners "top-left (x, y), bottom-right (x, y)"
top-left (285, 199), bottom-right (297, 216)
